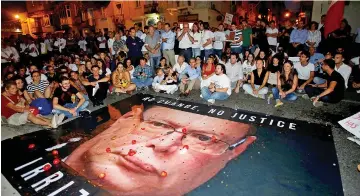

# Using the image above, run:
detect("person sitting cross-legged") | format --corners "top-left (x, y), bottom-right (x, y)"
top-left (2, 81), bottom-right (61, 128)
top-left (152, 68), bottom-right (178, 94)
top-left (271, 60), bottom-right (298, 107)
top-left (201, 64), bottom-right (231, 105)
top-left (179, 58), bottom-right (201, 96)
top-left (52, 76), bottom-right (90, 118)
top-left (132, 57), bottom-right (154, 90)
top-left (82, 65), bottom-right (110, 107)
top-left (304, 59), bottom-right (345, 107)
top-left (242, 59), bottom-right (269, 99)
top-left (111, 62), bottom-right (136, 95)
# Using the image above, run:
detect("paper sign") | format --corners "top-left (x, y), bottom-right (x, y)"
top-left (224, 13), bottom-right (233, 25)
top-left (338, 112), bottom-right (360, 138)
top-left (288, 57), bottom-right (300, 64)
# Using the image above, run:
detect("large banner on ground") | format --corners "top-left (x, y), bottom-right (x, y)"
top-left (1, 94), bottom-right (343, 196)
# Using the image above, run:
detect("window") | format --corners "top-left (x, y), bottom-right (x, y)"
top-left (65, 5), bottom-right (71, 17)
top-left (135, 0), bottom-right (140, 7)
top-left (74, 4), bottom-right (78, 17)
top-left (188, 1), bottom-right (191, 6)
top-left (87, 8), bottom-right (94, 19)
top-left (81, 11), bottom-right (87, 21)
top-left (43, 15), bottom-right (51, 26)
top-left (101, 7), bottom-right (106, 18)
top-left (176, 1), bottom-right (180, 7)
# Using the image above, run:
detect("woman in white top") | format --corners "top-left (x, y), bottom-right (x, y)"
top-left (97, 60), bottom-right (111, 76)
top-left (190, 23), bottom-right (202, 58)
top-left (306, 21), bottom-right (321, 48)
top-left (242, 53), bottom-right (256, 82)
top-left (124, 58), bottom-right (135, 79)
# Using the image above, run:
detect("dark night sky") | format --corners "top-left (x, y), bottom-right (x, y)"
top-left (1, 1), bottom-right (27, 22)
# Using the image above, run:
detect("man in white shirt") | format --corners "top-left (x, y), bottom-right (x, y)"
top-left (294, 51), bottom-right (315, 92)
top-left (97, 32), bottom-right (107, 52)
top-left (177, 23), bottom-right (194, 63)
top-left (333, 53), bottom-right (351, 89)
top-left (78, 36), bottom-right (87, 52)
top-left (173, 55), bottom-right (189, 76)
top-left (107, 32), bottom-right (115, 58)
top-left (266, 21), bottom-right (278, 53)
top-left (53, 34), bottom-right (66, 54)
top-left (201, 22), bottom-right (215, 61)
top-left (201, 64), bottom-right (231, 104)
top-left (161, 23), bottom-right (176, 66)
top-left (1, 40), bottom-right (20, 64)
top-left (225, 53), bottom-right (243, 93)
top-left (28, 39), bottom-right (39, 58)
top-left (213, 24), bottom-right (226, 59)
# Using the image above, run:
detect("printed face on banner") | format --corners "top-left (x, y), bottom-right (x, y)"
top-left (65, 106), bottom-right (256, 195)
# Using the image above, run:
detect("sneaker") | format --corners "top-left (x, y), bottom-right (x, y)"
top-left (170, 89), bottom-right (176, 94)
top-left (258, 94), bottom-right (265, 99)
top-left (57, 113), bottom-right (65, 125)
top-left (200, 94), bottom-right (203, 98)
top-left (208, 99), bottom-right (215, 105)
top-left (313, 101), bottom-right (324, 107)
top-left (275, 100), bottom-right (284, 107)
top-left (51, 114), bottom-right (58, 128)
top-left (302, 94), bottom-right (310, 99)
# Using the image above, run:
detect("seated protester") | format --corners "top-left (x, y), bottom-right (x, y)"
top-left (116, 51), bottom-right (127, 66)
top-left (225, 53), bottom-right (243, 93)
top-left (309, 46), bottom-right (325, 66)
top-left (179, 58), bottom-right (201, 96)
top-left (267, 56), bottom-right (282, 86)
top-left (26, 71), bottom-right (52, 101)
top-left (256, 50), bottom-right (268, 68)
top-left (25, 65), bottom-right (48, 85)
top-left (164, 67), bottom-right (178, 85)
top-left (82, 65), bottom-right (110, 106)
top-left (152, 68), bottom-right (178, 94)
top-left (333, 53), bottom-right (351, 89)
top-left (294, 50), bottom-right (315, 93)
top-left (242, 53), bottom-right (256, 82)
top-left (4, 72), bottom-right (15, 82)
top-left (97, 60), bottom-right (112, 76)
top-left (70, 71), bottom-right (89, 100)
top-left (132, 57), bottom-right (154, 90)
top-left (271, 60), bottom-right (298, 107)
top-left (200, 56), bottom-right (216, 88)
top-left (195, 56), bottom-right (203, 68)
top-left (111, 62), bottom-right (136, 95)
top-left (158, 57), bottom-right (168, 71)
top-left (1, 81), bottom-right (61, 128)
top-left (304, 59), bottom-right (345, 107)
top-left (201, 64), bottom-right (231, 104)
top-left (45, 65), bottom-right (58, 83)
top-left (242, 59), bottom-right (270, 99)
top-left (17, 66), bottom-right (28, 81)
top-left (350, 64), bottom-right (360, 92)
top-left (52, 76), bottom-right (89, 118)
top-left (216, 54), bottom-right (229, 65)
top-left (82, 61), bottom-right (93, 79)
top-left (124, 58), bottom-right (135, 80)
top-left (173, 55), bottom-right (189, 80)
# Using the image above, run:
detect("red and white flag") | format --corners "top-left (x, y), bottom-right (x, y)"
top-left (324, 0), bottom-right (345, 38)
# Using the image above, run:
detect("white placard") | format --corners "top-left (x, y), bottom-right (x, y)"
top-left (224, 13), bottom-right (233, 25)
top-left (288, 57), bottom-right (300, 64)
top-left (338, 112), bottom-right (360, 138)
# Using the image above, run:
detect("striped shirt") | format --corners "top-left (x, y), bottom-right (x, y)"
top-left (230, 30), bottom-right (243, 48)
top-left (27, 80), bottom-right (49, 94)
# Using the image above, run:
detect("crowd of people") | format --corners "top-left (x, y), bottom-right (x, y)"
top-left (1, 17), bottom-right (360, 127)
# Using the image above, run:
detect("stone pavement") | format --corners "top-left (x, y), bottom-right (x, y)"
top-left (2, 90), bottom-right (360, 196)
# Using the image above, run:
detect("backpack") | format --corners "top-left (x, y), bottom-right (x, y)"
top-left (30, 98), bottom-right (53, 116)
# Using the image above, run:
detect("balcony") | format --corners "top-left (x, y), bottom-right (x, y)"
top-left (60, 17), bottom-right (73, 25)
top-left (31, 26), bottom-right (43, 34)
top-left (144, 2), bottom-right (159, 14)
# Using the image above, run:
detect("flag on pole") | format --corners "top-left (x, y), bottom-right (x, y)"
top-left (324, 0), bottom-right (345, 38)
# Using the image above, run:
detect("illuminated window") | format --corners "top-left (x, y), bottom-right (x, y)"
top-left (65, 5), bottom-right (71, 17)
top-left (135, 0), bottom-right (140, 7)
top-left (43, 15), bottom-right (51, 26)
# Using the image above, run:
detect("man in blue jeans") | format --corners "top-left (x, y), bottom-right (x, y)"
top-left (52, 76), bottom-right (90, 118)
top-left (201, 64), bottom-right (231, 104)
top-left (132, 57), bottom-right (154, 90)
top-left (145, 26), bottom-right (161, 69)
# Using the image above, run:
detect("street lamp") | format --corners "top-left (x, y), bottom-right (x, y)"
top-left (15, 14), bottom-right (19, 19)
top-left (284, 12), bottom-right (290, 18)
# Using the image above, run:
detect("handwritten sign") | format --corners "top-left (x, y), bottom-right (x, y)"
top-left (339, 112), bottom-right (360, 138)
top-left (224, 13), bottom-right (233, 25)
top-left (288, 57), bottom-right (300, 64)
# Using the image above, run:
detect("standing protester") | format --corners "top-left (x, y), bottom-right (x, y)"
top-left (145, 26), bottom-right (161, 69)
top-left (97, 32), bottom-right (107, 52)
top-left (289, 20), bottom-right (308, 57)
top-left (201, 22), bottom-right (215, 61)
top-left (126, 27), bottom-right (144, 66)
top-left (107, 32), bottom-right (115, 58)
top-left (278, 20), bottom-right (293, 54)
top-left (177, 23), bottom-right (193, 63)
top-left (161, 23), bottom-right (176, 66)
top-left (241, 20), bottom-right (253, 54)
top-left (213, 23), bottom-right (227, 59)
top-left (266, 20), bottom-right (279, 53)
top-left (229, 22), bottom-right (243, 55)
top-left (190, 23), bottom-right (202, 58)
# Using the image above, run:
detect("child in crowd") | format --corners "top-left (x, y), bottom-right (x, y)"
top-left (152, 68), bottom-right (178, 94)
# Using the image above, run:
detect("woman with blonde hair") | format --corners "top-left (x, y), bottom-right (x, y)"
top-left (111, 62), bottom-right (136, 95)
